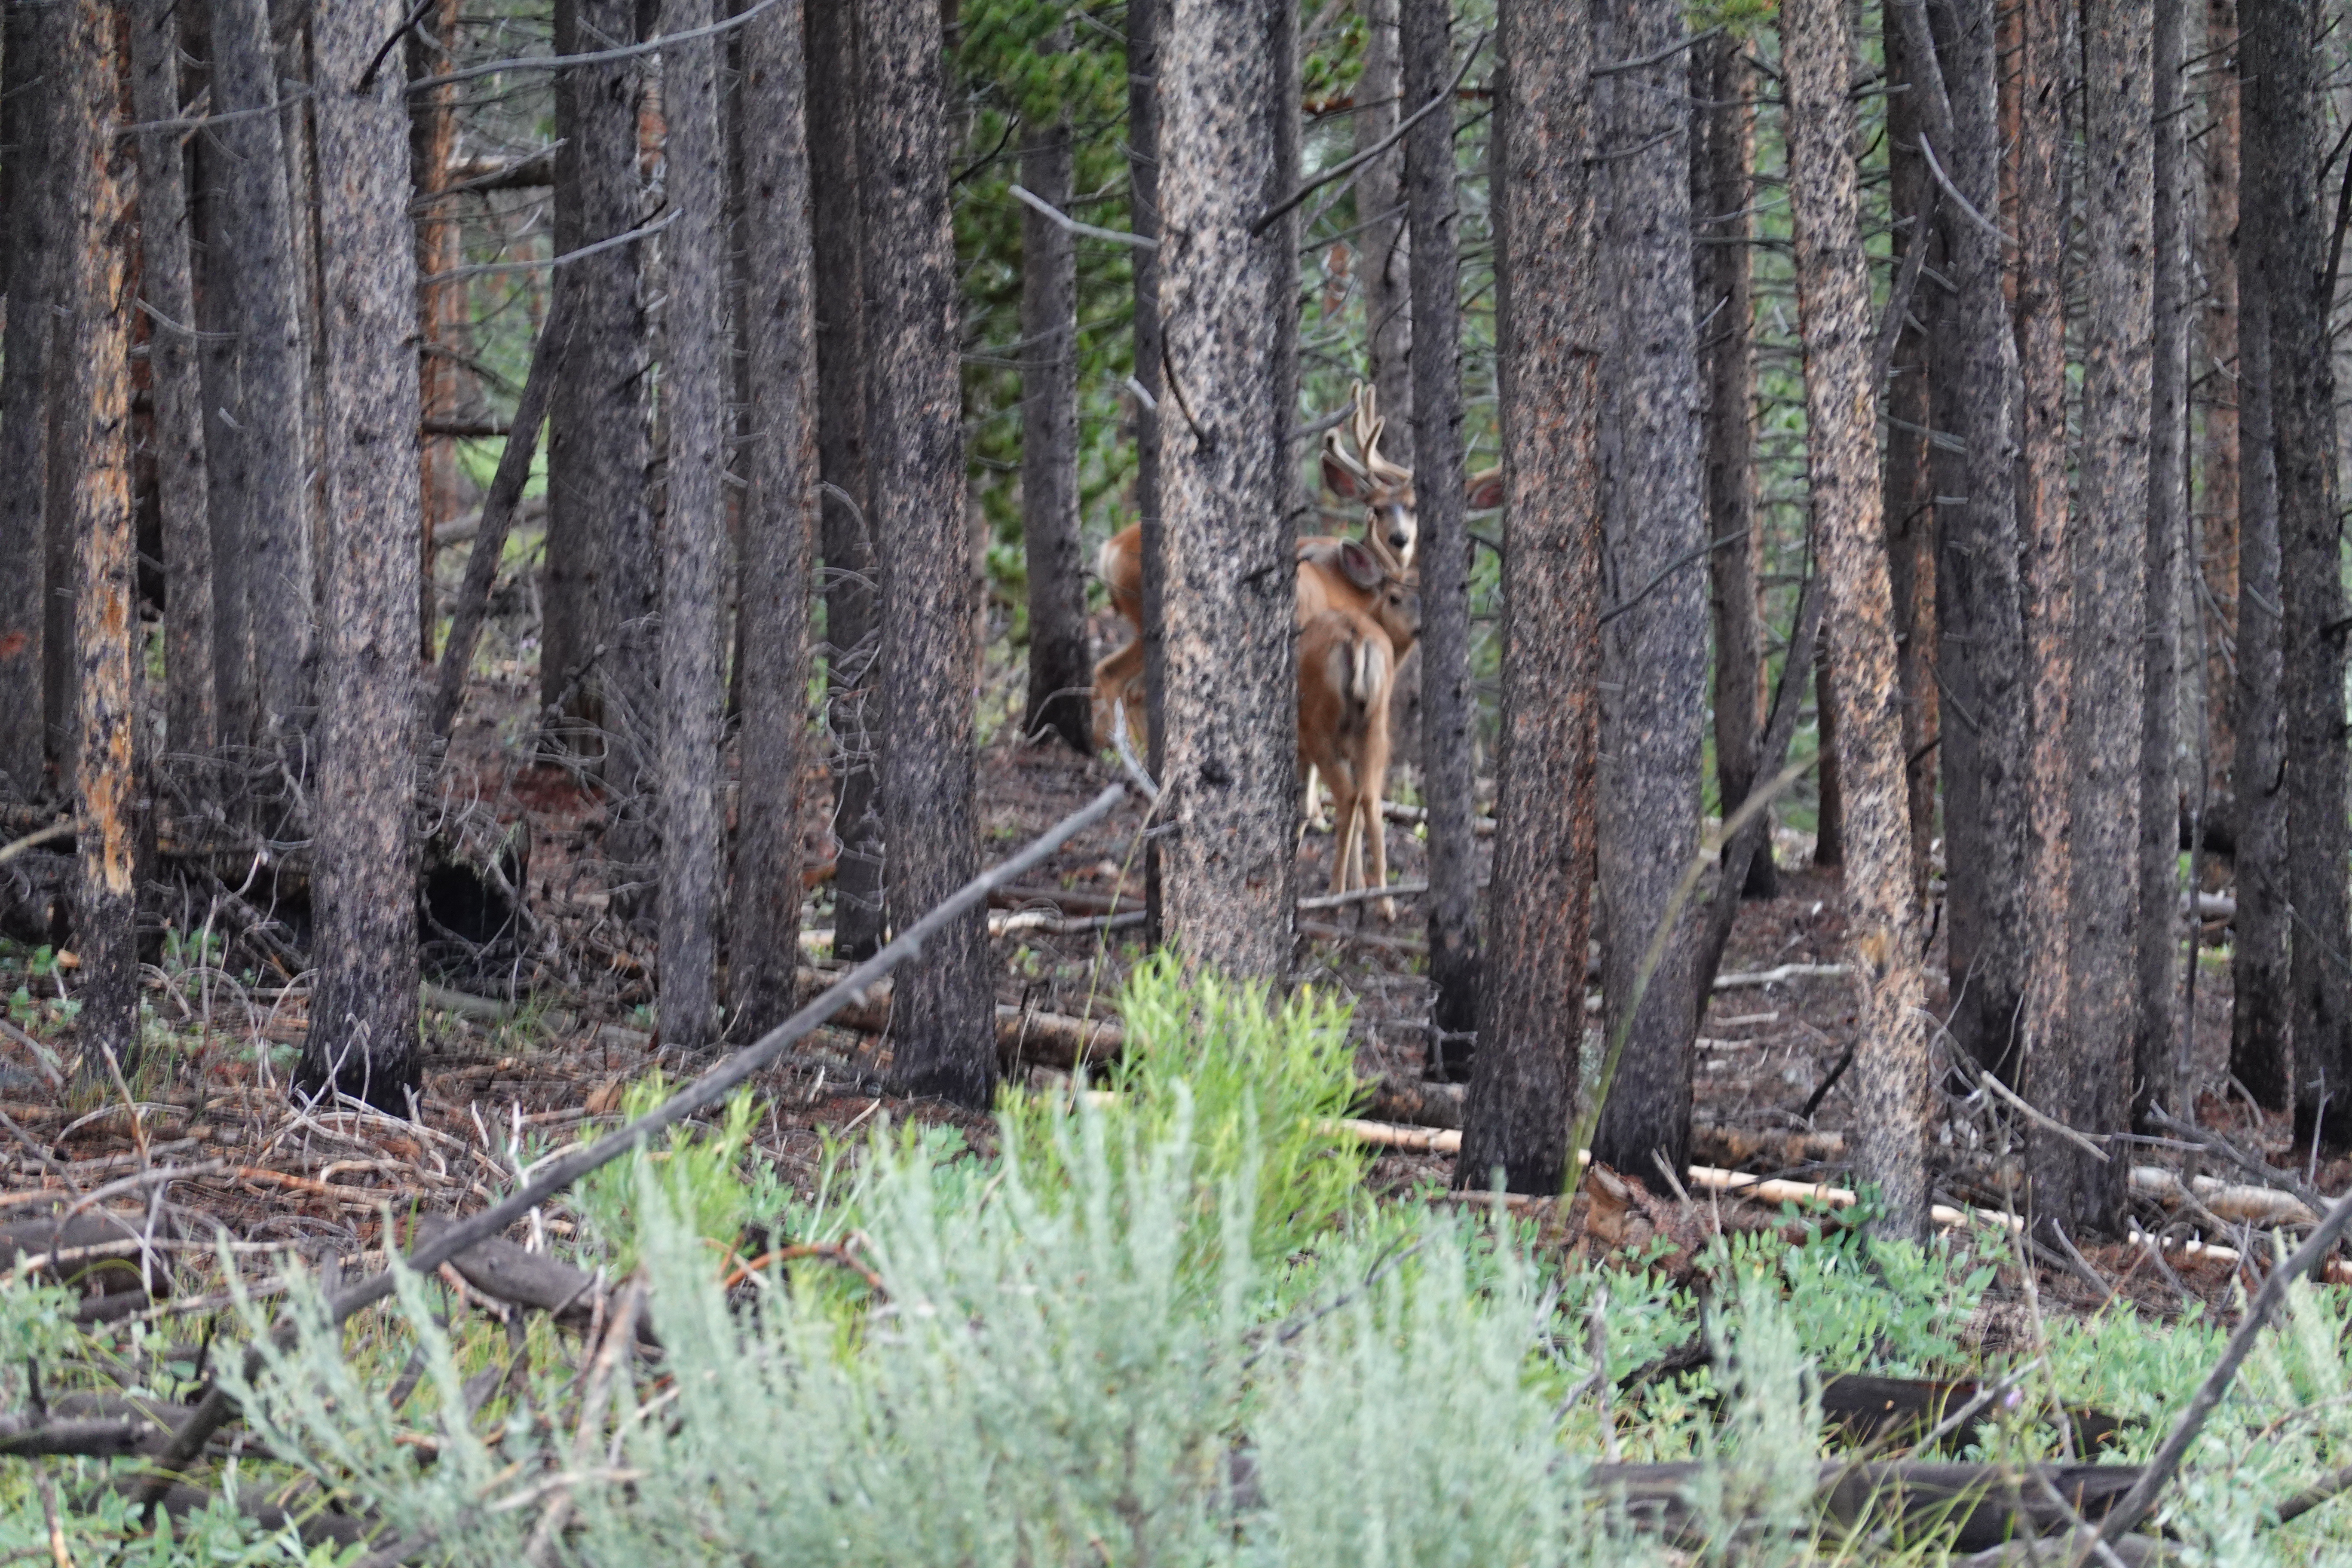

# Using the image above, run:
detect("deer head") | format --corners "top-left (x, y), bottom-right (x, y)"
top-left (1320, 382), bottom-right (1418, 573)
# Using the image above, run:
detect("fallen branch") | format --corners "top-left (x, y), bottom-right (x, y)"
top-left (2128, 1165), bottom-right (2316, 1227)
top-left (1712, 962), bottom-right (1851, 990)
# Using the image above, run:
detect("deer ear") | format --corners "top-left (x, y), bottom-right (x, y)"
top-left (1336, 539), bottom-right (1383, 591)
top-left (1465, 469), bottom-right (1505, 511)
top-left (1323, 445), bottom-right (1368, 502)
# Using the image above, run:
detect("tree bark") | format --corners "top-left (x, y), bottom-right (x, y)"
top-left (2248, 0), bottom-right (2352, 1146)
top-left (858, 0), bottom-right (989, 1101)
top-left (206, 0), bottom-right (312, 750)
top-left (1692, 30), bottom-right (1771, 900)
top-left (1782, 0), bottom-right (1931, 1241)
top-left (129, 0), bottom-right (215, 763)
top-left (807, 0), bottom-right (884, 962)
top-left (1813, 651), bottom-right (1844, 867)
top-left (1268, 0), bottom-right (1304, 528)
top-left (653, 0), bottom-right (728, 1054)
top-left (2137, 0), bottom-right (2189, 1128)
top-left (1883, 9), bottom-right (1939, 904)
top-left (1355, 0), bottom-right (1411, 468)
top-left (1590, 0), bottom-right (1706, 1180)
top-left (56, 0), bottom-right (138, 1076)
top-left (300, 0), bottom-right (424, 1111)
top-left (728, 0), bottom-right (818, 1036)
top-left (2196, 0), bottom-right (2240, 828)
top-left (1130, 0), bottom-right (1167, 948)
top-left (0, 0), bottom-right (57, 800)
top-left (1401, 0), bottom-right (1476, 1067)
top-left (1458, 2), bottom-right (1599, 1195)
top-left (1157, 0), bottom-right (1299, 986)
top-left (1018, 91), bottom-right (1090, 754)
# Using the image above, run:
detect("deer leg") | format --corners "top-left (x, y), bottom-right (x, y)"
top-left (1363, 697), bottom-right (1394, 922)
top-left (1090, 637), bottom-right (1145, 750)
top-left (1326, 764), bottom-right (1361, 897)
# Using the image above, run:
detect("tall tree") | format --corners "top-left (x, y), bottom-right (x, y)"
top-left (1402, 0), bottom-right (1476, 1062)
top-left (1157, 0), bottom-right (1299, 984)
top-left (300, 0), bottom-right (423, 1111)
top-left (2196, 0), bottom-right (2240, 827)
top-left (1590, 0), bottom-right (1706, 1179)
top-left (1458, 0), bottom-right (1599, 1194)
top-left (808, 0), bottom-right (885, 962)
top-left (859, 0), bottom-right (989, 1100)
top-left (129, 0), bottom-right (216, 761)
top-left (0, 0), bottom-right (57, 799)
top-left (206, 0), bottom-right (312, 748)
top-left (57, 0), bottom-right (138, 1074)
top-left (1782, 0), bottom-right (1930, 1240)
top-left (2138, 0), bottom-right (2190, 1125)
top-left (731, 0), bottom-right (819, 1035)
top-left (1130, 0), bottom-right (1168, 946)
top-left (1692, 30), bottom-right (1770, 900)
top-left (1018, 52), bottom-right (1090, 754)
top-left (1354, 0), bottom-right (1411, 466)
top-left (1902, 0), bottom-right (2030, 1080)
top-left (656, 0), bottom-right (729, 1054)
top-left (2250, 0), bottom-right (2352, 1144)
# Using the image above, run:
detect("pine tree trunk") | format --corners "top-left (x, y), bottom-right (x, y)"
top-left (1905, 0), bottom-right (2030, 1081)
top-left (654, 0), bottom-right (728, 1054)
top-left (1157, 0), bottom-right (1299, 986)
top-left (1813, 651), bottom-right (1844, 867)
top-left (0, 0), bottom-right (56, 800)
top-left (730, 0), bottom-right (818, 1036)
top-left (858, 0), bottom-right (989, 1100)
top-left (410, 0), bottom-right (463, 661)
top-left (1355, 0), bottom-right (1411, 466)
top-left (2197, 0), bottom-right (2240, 830)
top-left (1401, 0), bottom-right (1477, 1065)
top-left (2248, 0), bottom-right (2352, 1145)
top-left (1458, 6), bottom-right (1599, 1194)
top-left (1130, 0), bottom-right (1168, 948)
top-left (1782, 0), bottom-right (1930, 1240)
top-left (1018, 98), bottom-right (1090, 753)
top-left (129, 0), bottom-right (216, 764)
top-left (2138, 0), bottom-right (2190, 1128)
top-left (1883, 10), bottom-right (1939, 903)
top-left (207, 0), bottom-right (313, 749)
top-left (1692, 31), bottom-right (1771, 900)
top-left (1591, 0), bottom-right (1706, 1180)
top-left (56, 0), bottom-right (138, 1075)
top-left (300, 0), bottom-right (423, 1111)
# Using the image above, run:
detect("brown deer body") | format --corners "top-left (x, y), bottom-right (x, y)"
top-left (1298, 606), bottom-right (1400, 919)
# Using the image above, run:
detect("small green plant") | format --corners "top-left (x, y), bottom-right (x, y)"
top-left (573, 1075), bottom-right (772, 1275)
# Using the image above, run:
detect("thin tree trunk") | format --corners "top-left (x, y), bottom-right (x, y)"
top-left (1355, 0), bottom-right (1411, 467)
top-left (1019, 91), bottom-right (1090, 753)
top-left (1131, 0), bottom-right (1167, 948)
top-left (858, 0), bottom-right (988, 1100)
top-left (1692, 30), bottom-right (1771, 900)
top-left (1401, 0), bottom-right (1476, 1066)
top-left (2197, 0), bottom-right (2241, 829)
top-left (1458, 3), bottom-right (1599, 1195)
top-left (208, 0), bottom-right (312, 749)
top-left (2138, 0), bottom-right (2190, 1129)
top-left (729, 0), bottom-right (818, 1035)
top-left (1782, 0), bottom-right (1930, 1241)
top-left (129, 0), bottom-right (215, 764)
top-left (1905, 0), bottom-right (2030, 1081)
top-left (1813, 651), bottom-right (1844, 867)
top-left (1157, 0), bottom-right (1298, 986)
top-left (300, 0), bottom-right (424, 1111)
top-left (2248, 0), bottom-right (2352, 1146)
top-left (0, 0), bottom-right (55, 800)
top-left (808, 0), bottom-right (884, 962)
top-left (1591, 0), bottom-right (1706, 1181)
top-left (1883, 8), bottom-right (1939, 903)
top-left (410, 0), bottom-right (463, 660)
top-left (56, 0), bottom-right (137, 1075)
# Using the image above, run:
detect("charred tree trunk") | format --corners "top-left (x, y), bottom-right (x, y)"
top-left (1692, 30), bottom-right (1771, 900)
top-left (2197, 0), bottom-right (2240, 827)
top-left (1883, 10), bottom-right (1939, 903)
top-left (1402, 0), bottom-right (1477, 1065)
top-left (2137, 0), bottom-right (2190, 1127)
top-left (1157, 0), bottom-right (1299, 985)
top-left (1355, 0), bottom-right (1411, 466)
top-left (1458, 2), bottom-right (1600, 1195)
top-left (1813, 652), bottom-right (1844, 867)
top-left (858, 0), bottom-right (989, 1100)
top-left (729, 0), bottom-right (818, 1036)
top-left (1131, 0), bottom-right (1167, 947)
top-left (2249, 0), bottom-right (2352, 1145)
top-left (655, 0), bottom-right (729, 1054)
top-left (1783, 0), bottom-right (1931, 1240)
top-left (1590, 0), bottom-right (1706, 1181)
top-left (300, 0), bottom-right (424, 1111)
top-left (129, 0), bottom-right (215, 764)
top-left (1018, 89), bottom-right (1090, 753)
top-left (0, 0), bottom-right (57, 800)
top-left (808, 0), bottom-right (884, 962)
top-left (58, 0), bottom-right (138, 1075)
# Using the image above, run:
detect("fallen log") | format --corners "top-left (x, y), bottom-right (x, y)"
top-left (2128, 1164), bottom-right (2316, 1226)
top-left (408, 1215), bottom-right (643, 1339)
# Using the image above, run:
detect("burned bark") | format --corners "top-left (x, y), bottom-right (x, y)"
top-left (2196, 0), bottom-right (2240, 824)
top-left (1018, 83), bottom-right (1090, 754)
top-left (0, 0), bottom-right (57, 800)
top-left (1882, 10), bottom-right (1939, 904)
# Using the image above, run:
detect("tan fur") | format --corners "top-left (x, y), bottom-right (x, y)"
top-left (1298, 607), bottom-right (1398, 920)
